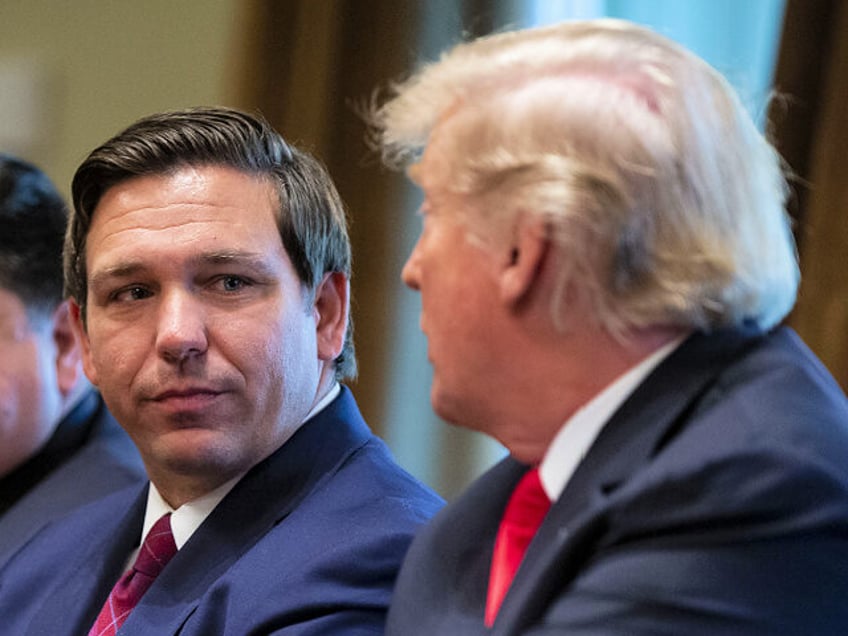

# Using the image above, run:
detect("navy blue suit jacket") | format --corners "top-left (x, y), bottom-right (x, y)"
top-left (0, 390), bottom-right (145, 567)
top-left (0, 386), bottom-right (443, 635)
top-left (387, 327), bottom-right (848, 635)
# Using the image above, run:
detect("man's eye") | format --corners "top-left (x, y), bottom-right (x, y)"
top-left (112, 286), bottom-right (152, 302)
top-left (219, 276), bottom-right (249, 292)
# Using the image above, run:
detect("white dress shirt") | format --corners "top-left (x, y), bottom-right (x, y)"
top-left (126, 382), bottom-right (341, 566)
top-left (539, 339), bottom-right (685, 502)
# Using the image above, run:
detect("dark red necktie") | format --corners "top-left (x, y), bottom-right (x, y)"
top-left (88, 513), bottom-right (177, 636)
top-left (485, 468), bottom-right (551, 627)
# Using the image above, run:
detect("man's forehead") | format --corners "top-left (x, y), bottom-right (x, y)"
top-left (407, 104), bottom-right (471, 193)
top-left (99, 164), bottom-right (270, 208)
top-left (407, 140), bottom-right (448, 193)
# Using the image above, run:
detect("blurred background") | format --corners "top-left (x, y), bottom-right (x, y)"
top-left (1, 0), bottom-right (845, 498)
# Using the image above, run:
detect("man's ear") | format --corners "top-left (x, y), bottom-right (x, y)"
top-left (67, 299), bottom-right (98, 386)
top-left (313, 272), bottom-right (349, 362)
top-left (52, 301), bottom-right (84, 397)
top-left (499, 215), bottom-right (549, 306)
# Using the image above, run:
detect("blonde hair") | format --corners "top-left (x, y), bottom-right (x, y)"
top-left (372, 19), bottom-right (798, 334)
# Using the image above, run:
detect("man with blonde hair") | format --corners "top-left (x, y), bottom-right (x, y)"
top-left (372, 19), bottom-right (848, 634)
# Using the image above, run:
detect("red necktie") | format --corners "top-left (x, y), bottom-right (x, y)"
top-left (485, 468), bottom-right (551, 627)
top-left (88, 513), bottom-right (178, 636)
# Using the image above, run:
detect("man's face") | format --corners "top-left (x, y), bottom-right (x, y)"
top-left (72, 166), bottom-right (330, 504)
top-left (0, 289), bottom-right (62, 476)
top-left (401, 129), bottom-right (506, 431)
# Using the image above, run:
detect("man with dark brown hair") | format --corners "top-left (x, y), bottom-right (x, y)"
top-left (0, 108), bottom-right (441, 636)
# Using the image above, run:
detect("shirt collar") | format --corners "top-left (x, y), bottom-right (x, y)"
top-left (141, 381), bottom-right (341, 549)
top-left (539, 338), bottom-right (685, 501)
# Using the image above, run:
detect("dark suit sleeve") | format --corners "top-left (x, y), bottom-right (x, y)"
top-left (523, 448), bottom-right (848, 636)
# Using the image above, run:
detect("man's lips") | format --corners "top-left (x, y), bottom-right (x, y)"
top-left (142, 388), bottom-right (227, 418)
top-left (141, 386), bottom-right (233, 415)
top-left (151, 387), bottom-right (223, 402)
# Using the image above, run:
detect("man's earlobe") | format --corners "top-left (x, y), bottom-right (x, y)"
top-left (500, 217), bottom-right (549, 306)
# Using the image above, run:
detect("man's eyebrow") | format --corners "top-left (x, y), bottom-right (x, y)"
top-left (88, 251), bottom-right (277, 287)
top-left (199, 250), bottom-right (267, 266)
top-left (88, 262), bottom-right (147, 288)
top-left (196, 250), bottom-right (278, 275)
top-left (406, 162), bottom-right (423, 185)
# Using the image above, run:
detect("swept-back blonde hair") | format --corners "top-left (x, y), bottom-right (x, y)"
top-left (372, 19), bottom-right (798, 335)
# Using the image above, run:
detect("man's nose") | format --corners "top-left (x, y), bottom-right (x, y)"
top-left (155, 290), bottom-right (208, 364)
top-left (401, 241), bottom-right (422, 291)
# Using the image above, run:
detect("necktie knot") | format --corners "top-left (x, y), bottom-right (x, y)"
top-left (133, 514), bottom-right (178, 577)
top-left (88, 513), bottom-right (177, 636)
top-left (504, 468), bottom-right (551, 534)
top-left (485, 468), bottom-right (551, 627)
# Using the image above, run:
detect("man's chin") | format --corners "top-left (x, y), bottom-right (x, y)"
top-left (431, 386), bottom-right (471, 430)
top-left (147, 433), bottom-right (244, 478)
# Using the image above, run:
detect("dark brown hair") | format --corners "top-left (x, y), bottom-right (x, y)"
top-left (65, 107), bottom-right (356, 378)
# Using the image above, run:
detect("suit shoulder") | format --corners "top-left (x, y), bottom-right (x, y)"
top-left (298, 433), bottom-right (444, 527)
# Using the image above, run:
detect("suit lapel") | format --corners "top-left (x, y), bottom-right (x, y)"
top-left (454, 458), bottom-right (527, 620)
top-left (492, 327), bottom-right (764, 635)
top-left (121, 386), bottom-right (374, 635)
top-left (23, 485), bottom-right (147, 636)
